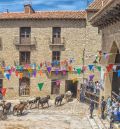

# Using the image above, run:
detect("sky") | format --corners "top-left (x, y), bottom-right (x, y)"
top-left (0, 0), bottom-right (93, 12)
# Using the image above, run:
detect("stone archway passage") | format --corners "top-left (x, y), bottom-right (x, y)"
top-left (110, 42), bottom-right (120, 95)
top-left (112, 50), bottom-right (120, 95)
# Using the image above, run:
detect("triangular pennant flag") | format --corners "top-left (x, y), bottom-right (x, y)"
top-left (76, 68), bottom-right (82, 75)
top-left (88, 65), bottom-right (94, 71)
top-left (1, 88), bottom-right (7, 96)
top-left (39, 70), bottom-right (43, 76)
top-left (37, 66), bottom-right (41, 71)
top-left (62, 70), bottom-right (66, 75)
top-left (33, 70), bottom-right (37, 77)
top-left (40, 63), bottom-right (43, 68)
top-left (47, 67), bottom-right (51, 73)
top-left (96, 66), bottom-right (101, 72)
top-left (15, 71), bottom-right (19, 77)
top-left (89, 74), bottom-right (94, 81)
top-left (68, 66), bottom-right (73, 72)
top-left (19, 73), bottom-right (23, 79)
top-left (38, 83), bottom-right (44, 91)
top-left (118, 70), bottom-right (120, 77)
top-left (6, 73), bottom-right (11, 80)
top-left (56, 80), bottom-right (61, 86)
top-left (55, 69), bottom-right (59, 75)
top-left (104, 53), bottom-right (109, 60)
top-left (8, 69), bottom-right (12, 75)
top-left (28, 68), bottom-right (32, 73)
top-left (106, 64), bottom-right (113, 72)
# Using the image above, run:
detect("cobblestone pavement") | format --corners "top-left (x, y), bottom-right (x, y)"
top-left (0, 99), bottom-right (110, 129)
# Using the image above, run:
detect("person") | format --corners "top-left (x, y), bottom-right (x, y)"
top-left (109, 107), bottom-right (114, 129)
top-left (107, 96), bottom-right (112, 114)
top-left (80, 89), bottom-right (85, 102)
top-left (89, 99), bottom-right (95, 118)
top-left (101, 96), bottom-right (106, 119)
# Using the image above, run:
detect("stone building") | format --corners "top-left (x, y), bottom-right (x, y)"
top-left (0, 1), bottom-right (105, 99)
top-left (90, 0), bottom-right (120, 98)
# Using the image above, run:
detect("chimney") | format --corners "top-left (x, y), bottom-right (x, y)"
top-left (24, 4), bottom-right (35, 14)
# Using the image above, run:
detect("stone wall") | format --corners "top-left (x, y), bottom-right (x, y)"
top-left (0, 18), bottom-right (101, 99)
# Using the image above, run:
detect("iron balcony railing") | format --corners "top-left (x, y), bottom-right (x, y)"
top-left (13, 36), bottom-right (37, 50)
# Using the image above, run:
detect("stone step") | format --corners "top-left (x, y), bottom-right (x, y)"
top-left (87, 115), bottom-right (99, 129)
top-left (94, 116), bottom-right (107, 129)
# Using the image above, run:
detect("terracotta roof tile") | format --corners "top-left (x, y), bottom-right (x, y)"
top-left (88, 0), bottom-right (110, 10)
top-left (0, 11), bottom-right (86, 20)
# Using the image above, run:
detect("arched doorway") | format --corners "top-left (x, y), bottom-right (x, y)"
top-left (109, 42), bottom-right (120, 95)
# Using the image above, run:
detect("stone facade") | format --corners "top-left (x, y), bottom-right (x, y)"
top-left (90, 0), bottom-right (120, 98)
top-left (0, 9), bottom-right (101, 99)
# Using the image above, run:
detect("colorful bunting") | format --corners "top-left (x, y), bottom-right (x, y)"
top-left (38, 83), bottom-right (44, 91)
top-left (19, 73), bottom-right (23, 79)
top-left (39, 70), bottom-right (43, 76)
top-left (118, 70), bottom-right (120, 77)
top-left (89, 74), bottom-right (94, 81)
top-left (6, 73), bottom-right (11, 80)
top-left (33, 70), bottom-right (37, 77)
top-left (62, 70), bottom-right (66, 75)
top-left (106, 64), bottom-right (113, 72)
top-left (1, 88), bottom-right (7, 96)
top-left (56, 80), bottom-right (61, 86)
top-left (88, 65), bottom-right (94, 71)
top-left (96, 66), bottom-right (101, 72)
top-left (55, 69), bottom-right (59, 75)
top-left (47, 67), bottom-right (51, 73)
top-left (76, 68), bottom-right (82, 75)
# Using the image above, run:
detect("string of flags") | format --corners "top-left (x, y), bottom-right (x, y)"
top-left (93, 50), bottom-right (120, 63)
top-left (1, 62), bottom-right (120, 81)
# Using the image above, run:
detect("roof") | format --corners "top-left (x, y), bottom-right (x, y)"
top-left (88, 0), bottom-right (110, 10)
top-left (0, 11), bottom-right (86, 20)
top-left (90, 0), bottom-right (117, 25)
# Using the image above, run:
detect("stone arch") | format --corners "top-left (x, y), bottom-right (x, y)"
top-left (104, 41), bottom-right (120, 98)
top-left (109, 41), bottom-right (120, 95)
top-left (108, 41), bottom-right (119, 64)
top-left (111, 42), bottom-right (120, 95)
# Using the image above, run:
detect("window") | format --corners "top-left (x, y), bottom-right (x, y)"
top-left (52, 27), bottom-right (61, 38)
top-left (20, 52), bottom-right (30, 65)
top-left (52, 51), bottom-right (60, 62)
top-left (20, 27), bottom-right (31, 38)
top-left (51, 80), bottom-right (60, 94)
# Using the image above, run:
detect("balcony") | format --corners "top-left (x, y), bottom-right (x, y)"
top-left (14, 36), bottom-right (37, 51)
top-left (49, 37), bottom-right (65, 51)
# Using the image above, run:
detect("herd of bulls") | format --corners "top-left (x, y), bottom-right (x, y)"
top-left (0, 91), bottom-right (72, 119)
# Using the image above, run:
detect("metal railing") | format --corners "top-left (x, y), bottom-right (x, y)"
top-left (13, 36), bottom-right (37, 46)
top-left (48, 37), bottom-right (65, 46)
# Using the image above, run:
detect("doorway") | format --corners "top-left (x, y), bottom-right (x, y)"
top-left (65, 80), bottom-right (78, 97)
top-left (51, 80), bottom-right (60, 95)
top-left (19, 77), bottom-right (30, 96)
